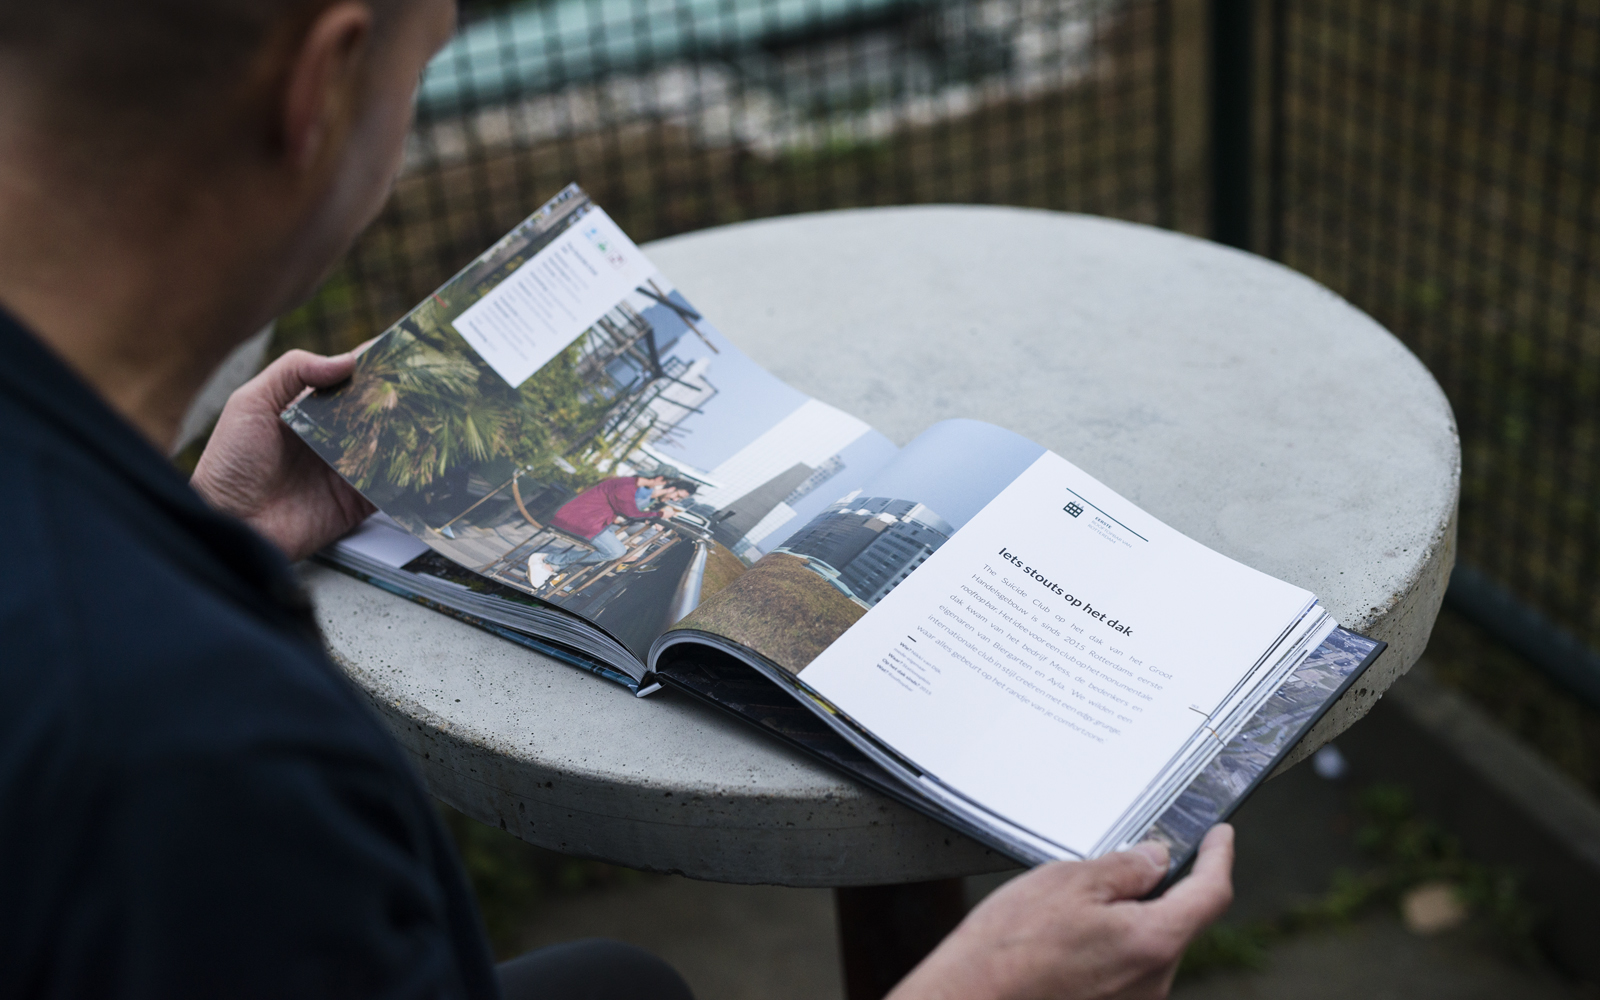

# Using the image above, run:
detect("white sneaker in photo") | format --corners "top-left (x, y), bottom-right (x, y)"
top-left (526, 553), bottom-right (557, 588)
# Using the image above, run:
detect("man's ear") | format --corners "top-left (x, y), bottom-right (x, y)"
top-left (281, 2), bottom-right (376, 170)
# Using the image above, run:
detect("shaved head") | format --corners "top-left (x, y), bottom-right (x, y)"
top-left (0, 1), bottom-right (405, 160)
top-left (0, 0), bottom-right (455, 448)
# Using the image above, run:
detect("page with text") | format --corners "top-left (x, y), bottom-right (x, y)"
top-left (789, 437), bottom-right (1319, 857)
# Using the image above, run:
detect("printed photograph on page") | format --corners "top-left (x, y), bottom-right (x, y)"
top-left (1142, 628), bottom-right (1379, 859)
top-left (674, 419), bottom-right (1045, 673)
top-left (283, 185), bottom-right (892, 658)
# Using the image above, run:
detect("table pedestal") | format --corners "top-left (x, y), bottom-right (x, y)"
top-left (835, 879), bottom-right (967, 999)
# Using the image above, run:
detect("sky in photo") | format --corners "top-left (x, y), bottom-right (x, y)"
top-left (643, 287), bottom-right (810, 472)
top-left (756, 428), bottom-right (900, 553)
top-left (858, 419), bottom-right (1046, 531)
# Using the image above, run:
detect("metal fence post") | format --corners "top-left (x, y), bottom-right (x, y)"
top-left (1210, 0), bottom-right (1254, 249)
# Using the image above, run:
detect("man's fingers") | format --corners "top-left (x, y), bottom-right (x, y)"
top-left (243, 349), bottom-right (359, 412)
top-left (1080, 841), bottom-right (1170, 902)
top-left (1148, 823), bottom-right (1234, 931)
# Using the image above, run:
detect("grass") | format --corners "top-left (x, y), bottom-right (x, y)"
top-left (439, 803), bottom-right (653, 959)
top-left (672, 552), bottom-right (866, 673)
top-left (1176, 782), bottom-right (1540, 984)
top-left (698, 542), bottom-right (749, 604)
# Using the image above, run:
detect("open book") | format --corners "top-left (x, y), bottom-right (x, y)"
top-left (286, 184), bottom-right (1384, 871)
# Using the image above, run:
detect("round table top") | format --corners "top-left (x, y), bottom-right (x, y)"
top-left (308, 205), bottom-right (1459, 886)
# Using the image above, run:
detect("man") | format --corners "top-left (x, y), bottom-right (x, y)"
top-left (633, 465), bottom-right (682, 507)
top-left (635, 472), bottom-right (669, 511)
top-left (529, 475), bottom-right (696, 581)
top-left (656, 481), bottom-right (695, 507)
top-left (0, 1), bottom-right (1233, 998)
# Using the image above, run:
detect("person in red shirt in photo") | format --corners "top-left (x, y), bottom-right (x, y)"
top-left (529, 475), bottom-right (697, 581)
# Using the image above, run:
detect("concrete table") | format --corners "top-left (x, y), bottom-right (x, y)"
top-left (306, 206), bottom-right (1458, 989)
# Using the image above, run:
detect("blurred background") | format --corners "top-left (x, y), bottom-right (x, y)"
top-left (253, 0), bottom-right (1600, 995)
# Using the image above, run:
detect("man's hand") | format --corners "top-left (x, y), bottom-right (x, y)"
top-left (889, 824), bottom-right (1234, 1000)
top-left (191, 349), bottom-right (375, 562)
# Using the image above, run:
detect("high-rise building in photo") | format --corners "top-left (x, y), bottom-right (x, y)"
top-left (776, 494), bottom-right (954, 606)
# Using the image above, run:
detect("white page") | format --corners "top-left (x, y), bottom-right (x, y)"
top-left (334, 512), bottom-right (431, 568)
top-left (800, 451), bottom-right (1315, 855)
top-left (451, 207), bottom-right (656, 387)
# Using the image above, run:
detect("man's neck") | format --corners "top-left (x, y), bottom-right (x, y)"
top-left (0, 132), bottom-right (285, 451)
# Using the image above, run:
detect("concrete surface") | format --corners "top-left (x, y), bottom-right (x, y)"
top-left (648, 207), bottom-right (1459, 756)
top-left (313, 562), bottom-right (1013, 885)
top-left (310, 206), bottom-right (1460, 883)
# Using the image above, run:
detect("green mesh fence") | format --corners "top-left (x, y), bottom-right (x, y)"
top-left (275, 0), bottom-right (1176, 355)
top-left (1268, 0), bottom-right (1600, 660)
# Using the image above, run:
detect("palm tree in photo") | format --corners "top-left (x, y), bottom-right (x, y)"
top-left (323, 314), bottom-right (618, 496)
top-left (328, 321), bottom-right (517, 491)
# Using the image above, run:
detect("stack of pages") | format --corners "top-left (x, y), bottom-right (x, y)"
top-left (288, 184), bottom-right (1384, 872)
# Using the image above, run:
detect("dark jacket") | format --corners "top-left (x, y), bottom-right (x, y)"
top-left (0, 309), bottom-right (498, 999)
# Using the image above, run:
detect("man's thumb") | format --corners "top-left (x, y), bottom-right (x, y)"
top-left (249, 349), bottom-right (359, 412)
top-left (1082, 841), bottom-right (1169, 902)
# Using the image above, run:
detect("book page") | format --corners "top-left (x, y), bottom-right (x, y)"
top-left (670, 419), bottom-right (1047, 674)
top-left (789, 447), bottom-right (1316, 856)
top-left (452, 207), bottom-right (656, 388)
top-left (285, 185), bottom-right (899, 662)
